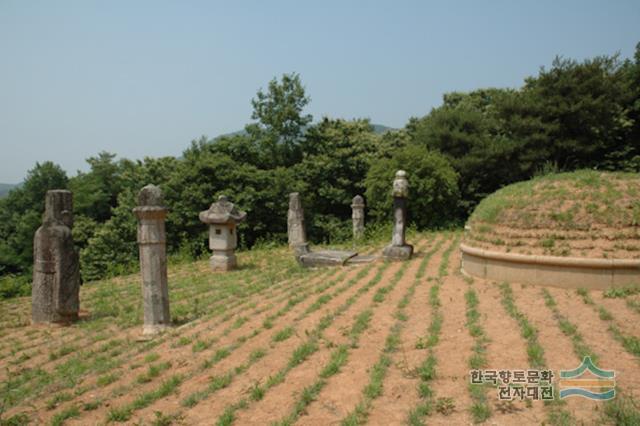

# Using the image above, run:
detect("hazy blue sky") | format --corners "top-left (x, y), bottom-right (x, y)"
top-left (1, 1), bottom-right (639, 183)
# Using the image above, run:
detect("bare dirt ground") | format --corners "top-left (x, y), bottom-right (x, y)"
top-left (1, 232), bottom-right (639, 425)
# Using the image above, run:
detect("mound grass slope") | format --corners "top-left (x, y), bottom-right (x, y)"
top-left (465, 170), bottom-right (640, 259)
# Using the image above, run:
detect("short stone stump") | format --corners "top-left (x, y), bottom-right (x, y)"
top-left (383, 244), bottom-right (413, 261)
top-left (460, 243), bottom-right (640, 290)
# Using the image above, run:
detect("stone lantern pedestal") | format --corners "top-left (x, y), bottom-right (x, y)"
top-left (199, 196), bottom-right (247, 271)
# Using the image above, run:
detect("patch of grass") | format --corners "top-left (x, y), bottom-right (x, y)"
top-left (48, 344), bottom-right (78, 361)
top-left (82, 399), bottom-right (102, 411)
top-left (192, 340), bottom-right (211, 353)
top-left (542, 289), bottom-right (599, 363)
top-left (96, 371), bottom-right (120, 387)
top-left (603, 393), bottom-right (640, 425)
top-left (604, 285), bottom-right (640, 298)
top-left (599, 306), bottom-right (614, 321)
top-left (435, 397), bottom-right (455, 416)
top-left (50, 405), bottom-right (80, 426)
top-left (46, 391), bottom-right (74, 410)
top-left (109, 375), bottom-right (183, 422)
top-left (249, 348), bottom-right (266, 363)
top-left (499, 282), bottom-right (545, 368)
top-left (288, 340), bottom-right (318, 368)
top-left (143, 352), bottom-right (160, 363)
top-left (135, 361), bottom-right (171, 384)
top-left (272, 326), bottom-right (295, 342)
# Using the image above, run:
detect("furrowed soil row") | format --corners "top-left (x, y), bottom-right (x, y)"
top-left (0, 252), bottom-right (281, 360)
top-left (468, 277), bottom-right (541, 424)
top-left (577, 289), bottom-right (640, 357)
top-left (0, 266), bottom-right (333, 380)
top-left (541, 288), bottom-right (640, 424)
top-left (335, 234), bottom-right (448, 426)
top-left (403, 233), bottom-right (460, 425)
top-left (0, 248), bottom-right (297, 351)
top-left (3, 259), bottom-right (338, 420)
top-left (233, 237), bottom-right (436, 426)
top-left (38, 264), bottom-right (361, 424)
top-left (362, 235), bottom-right (447, 426)
top-left (496, 282), bottom-right (574, 424)
top-left (182, 238), bottom-right (435, 426)
top-left (80, 240), bottom-right (430, 417)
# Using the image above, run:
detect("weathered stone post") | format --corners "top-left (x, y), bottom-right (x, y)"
top-left (351, 195), bottom-right (365, 241)
top-left (383, 170), bottom-right (413, 260)
top-left (199, 195), bottom-right (247, 271)
top-left (287, 192), bottom-right (310, 258)
top-left (133, 184), bottom-right (170, 337)
top-left (32, 190), bottom-right (81, 324)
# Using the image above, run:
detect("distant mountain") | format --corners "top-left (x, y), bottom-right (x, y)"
top-left (217, 123), bottom-right (396, 139)
top-left (0, 183), bottom-right (18, 198)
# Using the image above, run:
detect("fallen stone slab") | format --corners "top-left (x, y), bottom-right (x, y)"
top-left (346, 254), bottom-right (378, 265)
top-left (298, 250), bottom-right (358, 267)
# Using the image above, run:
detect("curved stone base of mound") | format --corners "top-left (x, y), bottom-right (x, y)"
top-left (460, 243), bottom-right (640, 290)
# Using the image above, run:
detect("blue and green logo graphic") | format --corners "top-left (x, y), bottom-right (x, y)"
top-left (559, 357), bottom-right (615, 400)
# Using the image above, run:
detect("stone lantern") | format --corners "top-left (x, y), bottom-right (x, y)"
top-left (199, 195), bottom-right (247, 271)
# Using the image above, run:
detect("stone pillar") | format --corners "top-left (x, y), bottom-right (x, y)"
top-left (383, 171), bottom-right (413, 260)
top-left (351, 195), bottom-right (365, 241)
top-left (287, 192), bottom-right (310, 258)
top-left (32, 190), bottom-right (81, 324)
top-left (133, 184), bottom-right (170, 337)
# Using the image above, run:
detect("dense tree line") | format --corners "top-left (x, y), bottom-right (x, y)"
top-left (1, 45), bottom-right (639, 296)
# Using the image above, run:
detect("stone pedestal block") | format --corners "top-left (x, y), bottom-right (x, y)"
top-left (210, 250), bottom-right (238, 271)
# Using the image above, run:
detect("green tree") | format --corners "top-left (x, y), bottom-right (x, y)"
top-left (79, 156), bottom-right (179, 281)
top-left (246, 73), bottom-right (312, 168)
top-left (365, 144), bottom-right (460, 229)
top-left (0, 162), bottom-right (68, 274)
top-left (296, 118), bottom-right (379, 241)
top-left (69, 152), bottom-right (125, 222)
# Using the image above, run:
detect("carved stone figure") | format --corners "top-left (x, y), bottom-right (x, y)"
top-left (32, 190), bottom-right (81, 324)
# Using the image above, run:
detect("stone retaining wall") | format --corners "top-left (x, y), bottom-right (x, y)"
top-left (460, 243), bottom-right (640, 290)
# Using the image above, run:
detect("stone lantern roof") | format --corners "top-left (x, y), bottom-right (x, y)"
top-left (199, 195), bottom-right (247, 225)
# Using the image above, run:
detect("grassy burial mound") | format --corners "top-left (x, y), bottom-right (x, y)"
top-left (465, 170), bottom-right (640, 259)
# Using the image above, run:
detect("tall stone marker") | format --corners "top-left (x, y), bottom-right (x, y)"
top-left (383, 170), bottom-right (413, 260)
top-left (199, 195), bottom-right (247, 271)
top-left (351, 195), bottom-right (365, 241)
top-left (32, 190), bottom-right (81, 324)
top-left (287, 192), bottom-right (310, 258)
top-left (133, 184), bottom-right (170, 337)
